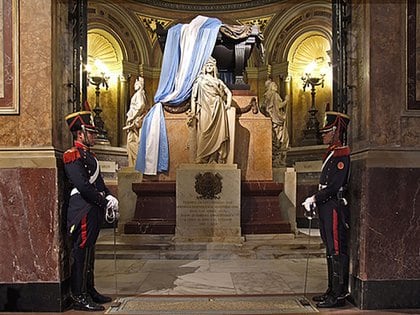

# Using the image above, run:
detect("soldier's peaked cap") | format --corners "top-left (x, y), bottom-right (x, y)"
top-left (319, 111), bottom-right (350, 133)
top-left (65, 111), bottom-right (98, 133)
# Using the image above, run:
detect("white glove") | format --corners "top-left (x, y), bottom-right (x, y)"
top-left (106, 195), bottom-right (119, 211)
top-left (105, 195), bottom-right (119, 223)
top-left (302, 195), bottom-right (316, 220)
top-left (302, 196), bottom-right (316, 211)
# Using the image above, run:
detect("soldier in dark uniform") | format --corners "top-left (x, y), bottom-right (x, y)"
top-left (302, 111), bottom-right (351, 308)
top-left (63, 111), bottom-right (119, 311)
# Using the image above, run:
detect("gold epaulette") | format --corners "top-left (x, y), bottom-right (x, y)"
top-left (63, 147), bottom-right (81, 164)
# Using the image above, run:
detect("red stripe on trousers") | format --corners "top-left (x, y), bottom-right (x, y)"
top-left (80, 215), bottom-right (87, 248)
top-left (333, 209), bottom-right (339, 254)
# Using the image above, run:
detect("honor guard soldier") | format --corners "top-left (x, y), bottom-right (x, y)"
top-left (63, 111), bottom-right (119, 311)
top-left (302, 111), bottom-right (351, 308)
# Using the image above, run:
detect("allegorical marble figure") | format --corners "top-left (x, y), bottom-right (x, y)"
top-left (123, 76), bottom-right (148, 167)
top-left (261, 79), bottom-right (290, 165)
top-left (188, 57), bottom-right (232, 164)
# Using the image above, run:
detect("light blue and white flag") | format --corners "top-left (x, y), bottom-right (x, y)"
top-left (136, 16), bottom-right (222, 175)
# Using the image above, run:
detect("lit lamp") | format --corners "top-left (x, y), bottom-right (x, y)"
top-left (87, 59), bottom-right (110, 145)
top-left (301, 60), bottom-right (326, 146)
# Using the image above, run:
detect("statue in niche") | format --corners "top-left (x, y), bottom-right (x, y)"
top-left (123, 76), bottom-right (148, 167)
top-left (187, 56), bottom-right (233, 164)
top-left (260, 79), bottom-right (290, 166)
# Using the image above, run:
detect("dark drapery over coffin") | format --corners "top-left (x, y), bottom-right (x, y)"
top-left (157, 23), bottom-right (264, 90)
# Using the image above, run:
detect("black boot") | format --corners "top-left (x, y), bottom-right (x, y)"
top-left (317, 255), bottom-right (346, 308)
top-left (337, 254), bottom-right (350, 300)
top-left (86, 247), bottom-right (112, 304)
top-left (72, 293), bottom-right (105, 312)
top-left (312, 256), bottom-right (332, 302)
top-left (89, 287), bottom-right (112, 304)
top-left (71, 247), bottom-right (106, 311)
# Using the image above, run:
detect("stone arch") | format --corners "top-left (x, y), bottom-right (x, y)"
top-left (263, 1), bottom-right (332, 65)
top-left (261, 2), bottom-right (332, 147)
top-left (287, 32), bottom-right (332, 147)
top-left (87, 2), bottom-right (151, 68)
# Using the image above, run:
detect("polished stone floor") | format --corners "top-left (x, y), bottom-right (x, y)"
top-left (95, 229), bottom-right (327, 297)
top-left (84, 229), bottom-right (418, 314)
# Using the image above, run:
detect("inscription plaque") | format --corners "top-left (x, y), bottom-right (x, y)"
top-left (175, 164), bottom-right (241, 243)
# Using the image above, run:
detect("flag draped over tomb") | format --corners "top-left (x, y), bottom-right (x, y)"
top-left (136, 15), bottom-right (222, 175)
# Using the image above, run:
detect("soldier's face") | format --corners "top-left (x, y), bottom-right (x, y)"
top-left (321, 130), bottom-right (334, 145)
top-left (78, 130), bottom-right (96, 147)
top-left (85, 131), bottom-right (97, 147)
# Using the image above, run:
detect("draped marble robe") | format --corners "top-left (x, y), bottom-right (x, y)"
top-left (190, 58), bottom-right (232, 164)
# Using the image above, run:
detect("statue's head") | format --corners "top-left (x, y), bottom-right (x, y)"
top-left (269, 81), bottom-right (278, 92)
top-left (134, 76), bottom-right (144, 91)
top-left (203, 57), bottom-right (218, 78)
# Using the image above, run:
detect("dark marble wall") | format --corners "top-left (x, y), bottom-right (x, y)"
top-left (349, 161), bottom-right (420, 309)
top-left (348, 1), bottom-right (420, 309)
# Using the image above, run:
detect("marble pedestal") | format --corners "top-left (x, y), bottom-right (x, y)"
top-left (117, 167), bottom-right (143, 233)
top-left (125, 181), bottom-right (176, 234)
top-left (124, 93), bottom-right (290, 235)
top-left (175, 164), bottom-right (242, 243)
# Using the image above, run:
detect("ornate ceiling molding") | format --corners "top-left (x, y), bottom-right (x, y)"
top-left (237, 14), bottom-right (275, 34)
top-left (130, 0), bottom-right (282, 12)
top-left (87, 32), bottom-right (120, 73)
top-left (135, 13), bottom-right (173, 44)
top-left (289, 34), bottom-right (330, 75)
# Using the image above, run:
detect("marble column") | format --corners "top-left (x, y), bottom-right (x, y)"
top-left (348, 1), bottom-right (420, 309)
top-left (0, 0), bottom-right (73, 311)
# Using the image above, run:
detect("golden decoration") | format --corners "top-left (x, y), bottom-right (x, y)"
top-left (135, 14), bottom-right (173, 44)
top-left (237, 14), bottom-right (274, 33)
top-left (87, 32), bottom-right (119, 73)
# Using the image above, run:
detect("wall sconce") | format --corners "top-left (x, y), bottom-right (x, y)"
top-left (87, 59), bottom-right (110, 145)
top-left (300, 61), bottom-right (326, 146)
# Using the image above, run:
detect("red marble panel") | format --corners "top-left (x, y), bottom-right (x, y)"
top-left (126, 180), bottom-right (291, 234)
top-left (0, 168), bottom-right (60, 282)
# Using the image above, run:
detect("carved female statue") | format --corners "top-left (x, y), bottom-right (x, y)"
top-left (189, 57), bottom-right (232, 164)
top-left (123, 76), bottom-right (148, 167)
top-left (261, 80), bottom-right (289, 164)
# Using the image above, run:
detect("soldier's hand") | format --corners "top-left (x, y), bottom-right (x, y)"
top-left (302, 196), bottom-right (315, 211)
top-left (105, 195), bottom-right (119, 224)
top-left (106, 195), bottom-right (118, 211)
top-left (302, 196), bottom-right (316, 220)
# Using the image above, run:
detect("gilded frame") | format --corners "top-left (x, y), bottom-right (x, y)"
top-left (0, 0), bottom-right (19, 115)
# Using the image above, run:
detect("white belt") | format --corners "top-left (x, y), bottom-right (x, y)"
top-left (70, 187), bottom-right (80, 196)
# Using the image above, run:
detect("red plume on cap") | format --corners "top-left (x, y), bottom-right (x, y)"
top-left (83, 100), bottom-right (91, 111)
top-left (325, 102), bottom-right (330, 111)
top-left (65, 111), bottom-right (98, 133)
top-left (319, 111), bottom-right (350, 134)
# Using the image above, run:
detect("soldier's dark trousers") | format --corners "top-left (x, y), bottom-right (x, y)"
top-left (70, 246), bottom-right (88, 296)
top-left (69, 210), bottom-right (106, 311)
top-left (317, 202), bottom-right (350, 307)
top-left (86, 247), bottom-right (112, 304)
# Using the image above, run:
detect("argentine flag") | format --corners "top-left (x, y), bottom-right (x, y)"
top-left (136, 16), bottom-right (222, 175)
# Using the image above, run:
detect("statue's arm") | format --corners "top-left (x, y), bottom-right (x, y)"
top-left (275, 93), bottom-right (288, 110)
top-left (221, 81), bottom-right (232, 109)
top-left (190, 81), bottom-right (198, 114)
